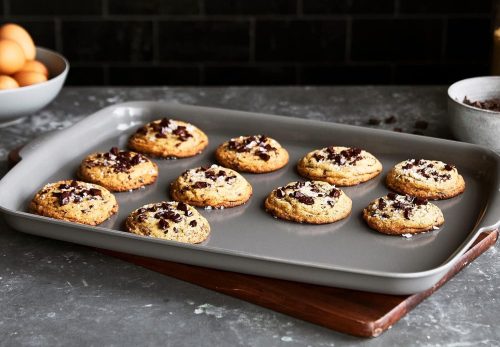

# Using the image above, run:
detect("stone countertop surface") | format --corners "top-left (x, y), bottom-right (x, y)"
top-left (0, 87), bottom-right (498, 347)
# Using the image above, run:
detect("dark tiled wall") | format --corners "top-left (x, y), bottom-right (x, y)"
top-left (1, 0), bottom-right (493, 85)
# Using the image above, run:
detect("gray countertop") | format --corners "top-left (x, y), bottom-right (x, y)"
top-left (0, 87), bottom-right (498, 347)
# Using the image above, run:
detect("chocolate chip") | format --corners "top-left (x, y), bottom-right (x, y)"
top-left (463, 96), bottom-right (500, 112)
top-left (137, 214), bottom-right (147, 222)
top-left (292, 191), bottom-right (314, 205)
top-left (110, 147), bottom-right (119, 156)
top-left (58, 183), bottom-right (70, 190)
top-left (192, 181), bottom-right (209, 189)
top-left (413, 197), bottom-right (428, 205)
top-left (403, 208), bottom-right (412, 220)
top-left (137, 126), bottom-right (148, 135)
top-left (444, 164), bottom-right (455, 171)
top-left (276, 189), bottom-right (285, 198)
top-left (393, 201), bottom-right (404, 210)
top-left (329, 189), bottom-right (340, 198)
top-left (402, 163), bottom-right (413, 170)
top-left (155, 133), bottom-right (167, 138)
top-left (385, 115), bottom-right (397, 124)
top-left (313, 153), bottom-right (325, 161)
top-left (378, 198), bottom-right (387, 209)
top-left (58, 191), bottom-right (72, 205)
top-left (387, 192), bottom-right (397, 200)
top-left (159, 118), bottom-right (170, 127)
top-left (382, 213), bottom-right (390, 218)
top-left (70, 180), bottom-right (79, 187)
top-left (158, 219), bottom-right (169, 230)
top-left (414, 120), bottom-right (428, 130)
top-left (88, 188), bottom-right (101, 197)
top-left (368, 118), bottom-right (381, 125)
top-left (189, 220), bottom-right (197, 227)
top-left (258, 152), bottom-right (270, 161)
top-left (178, 202), bottom-right (193, 216)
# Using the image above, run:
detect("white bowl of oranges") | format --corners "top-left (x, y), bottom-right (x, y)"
top-left (0, 23), bottom-right (69, 125)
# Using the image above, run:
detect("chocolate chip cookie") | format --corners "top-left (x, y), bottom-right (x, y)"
top-left (363, 192), bottom-right (444, 235)
top-left (125, 201), bottom-right (210, 243)
top-left (386, 159), bottom-right (465, 199)
top-left (215, 135), bottom-right (289, 173)
top-left (264, 180), bottom-right (352, 224)
top-left (29, 180), bottom-right (118, 225)
top-left (170, 164), bottom-right (252, 208)
top-left (297, 146), bottom-right (382, 186)
top-left (78, 147), bottom-right (158, 192)
top-left (128, 118), bottom-right (208, 158)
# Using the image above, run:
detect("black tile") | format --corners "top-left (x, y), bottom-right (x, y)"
top-left (446, 18), bottom-right (492, 62)
top-left (300, 65), bottom-right (391, 84)
top-left (109, 66), bottom-right (200, 85)
top-left (205, 0), bottom-right (296, 15)
top-left (109, 0), bottom-right (199, 15)
top-left (159, 20), bottom-right (250, 62)
top-left (66, 66), bottom-right (106, 85)
top-left (11, 0), bottom-right (102, 15)
top-left (394, 63), bottom-right (489, 84)
top-left (351, 19), bottom-right (442, 62)
top-left (204, 65), bottom-right (296, 85)
top-left (14, 21), bottom-right (56, 50)
top-left (62, 21), bottom-right (153, 62)
top-left (303, 0), bottom-right (394, 14)
top-left (399, 0), bottom-right (491, 14)
top-left (255, 20), bottom-right (346, 62)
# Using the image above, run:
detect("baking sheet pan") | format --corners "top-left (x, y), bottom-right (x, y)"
top-left (0, 102), bottom-right (498, 294)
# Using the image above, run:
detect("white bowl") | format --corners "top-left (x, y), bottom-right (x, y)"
top-left (448, 76), bottom-right (500, 152)
top-left (0, 47), bottom-right (69, 125)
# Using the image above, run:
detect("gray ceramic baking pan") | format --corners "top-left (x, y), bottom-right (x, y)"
top-left (0, 102), bottom-right (499, 295)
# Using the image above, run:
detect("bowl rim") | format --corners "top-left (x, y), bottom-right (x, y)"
top-left (0, 46), bottom-right (69, 95)
top-left (447, 76), bottom-right (500, 117)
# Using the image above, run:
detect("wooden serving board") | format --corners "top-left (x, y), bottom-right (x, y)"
top-left (7, 147), bottom-right (498, 337)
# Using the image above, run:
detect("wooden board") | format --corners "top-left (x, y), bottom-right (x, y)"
top-left (7, 147), bottom-right (498, 337)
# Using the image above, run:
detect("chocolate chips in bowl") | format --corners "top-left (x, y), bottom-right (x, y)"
top-left (448, 76), bottom-right (500, 152)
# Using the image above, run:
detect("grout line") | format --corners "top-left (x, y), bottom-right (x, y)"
top-left (199, 0), bottom-right (205, 16)
top-left (198, 63), bottom-right (204, 85)
top-left (102, 0), bottom-right (109, 17)
top-left (153, 19), bottom-right (160, 64)
top-left (295, 63), bottom-right (301, 85)
top-left (394, 0), bottom-right (400, 17)
top-left (3, 0), bottom-right (9, 17)
top-left (297, 0), bottom-right (303, 16)
top-left (55, 17), bottom-right (63, 52)
top-left (440, 16), bottom-right (448, 63)
top-left (249, 17), bottom-right (255, 62)
top-left (103, 64), bottom-right (109, 84)
top-left (345, 16), bottom-right (352, 63)
top-left (0, 13), bottom-right (492, 21)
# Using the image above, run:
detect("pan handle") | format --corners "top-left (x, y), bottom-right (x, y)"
top-left (9, 130), bottom-right (58, 166)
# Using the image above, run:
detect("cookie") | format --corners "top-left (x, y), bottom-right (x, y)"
top-left (128, 118), bottom-right (208, 158)
top-left (363, 193), bottom-right (444, 235)
top-left (29, 180), bottom-right (118, 226)
top-left (78, 147), bottom-right (158, 192)
top-left (170, 164), bottom-right (252, 208)
top-left (215, 135), bottom-right (289, 173)
top-left (125, 201), bottom-right (210, 243)
top-left (386, 159), bottom-right (465, 199)
top-left (264, 180), bottom-right (352, 224)
top-left (297, 146), bottom-right (382, 186)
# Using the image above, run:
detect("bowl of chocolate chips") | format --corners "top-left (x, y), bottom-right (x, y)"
top-left (448, 76), bottom-right (500, 152)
